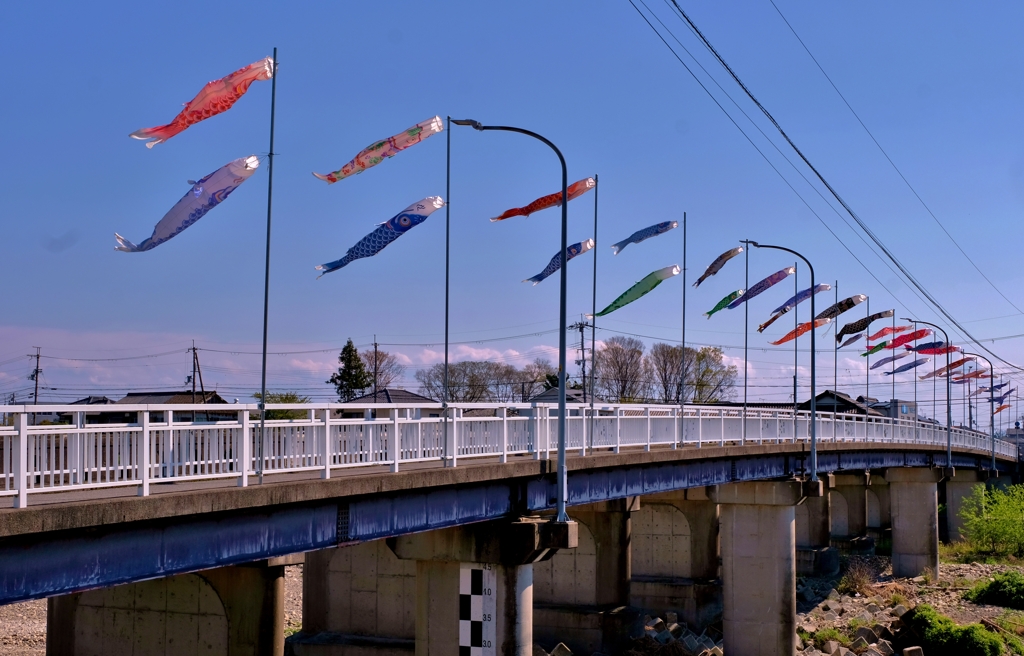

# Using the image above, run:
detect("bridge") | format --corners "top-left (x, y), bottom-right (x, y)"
top-left (0, 402), bottom-right (1016, 656)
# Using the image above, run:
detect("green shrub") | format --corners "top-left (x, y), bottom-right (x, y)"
top-left (901, 604), bottom-right (1003, 656)
top-left (960, 484), bottom-right (1024, 557)
top-left (965, 571), bottom-right (1024, 610)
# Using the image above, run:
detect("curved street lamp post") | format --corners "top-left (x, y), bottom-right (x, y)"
top-left (902, 318), bottom-right (953, 468)
top-left (962, 351), bottom-right (996, 471)
top-left (452, 119), bottom-right (570, 522)
top-left (744, 241), bottom-right (818, 484)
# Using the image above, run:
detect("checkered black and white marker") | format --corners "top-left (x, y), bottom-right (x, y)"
top-left (459, 563), bottom-right (496, 656)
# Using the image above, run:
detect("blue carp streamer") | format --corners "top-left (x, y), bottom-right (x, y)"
top-left (316, 197), bottom-right (444, 277)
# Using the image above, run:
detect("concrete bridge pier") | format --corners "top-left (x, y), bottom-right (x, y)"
top-left (712, 481), bottom-right (802, 656)
top-left (795, 491), bottom-right (838, 576)
top-left (388, 518), bottom-right (577, 656)
top-left (943, 469), bottom-right (982, 542)
top-left (887, 467), bottom-right (941, 578)
top-left (532, 498), bottom-right (639, 655)
top-left (830, 472), bottom-right (869, 539)
top-left (631, 488), bottom-right (722, 629)
top-left (47, 561), bottom-right (285, 656)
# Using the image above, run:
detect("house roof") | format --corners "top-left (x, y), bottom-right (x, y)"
top-left (116, 391), bottom-right (226, 405)
top-left (800, 390), bottom-right (885, 416)
top-left (346, 388), bottom-right (437, 404)
top-left (529, 387), bottom-right (586, 403)
top-left (69, 396), bottom-right (116, 405)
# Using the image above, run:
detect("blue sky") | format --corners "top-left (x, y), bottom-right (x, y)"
top-left (2, 1), bottom-right (1022, 421)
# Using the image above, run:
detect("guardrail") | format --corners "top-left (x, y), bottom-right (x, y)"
top-left (0, 402), bottom-right (1013, 507)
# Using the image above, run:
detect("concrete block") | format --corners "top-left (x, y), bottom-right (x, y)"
top-left (851, 636), bottom-right (869, 650)
top-left (533, 644), bottom-right (549, 656)
top-left (902, 648), bottom-right (923, 656)
top-left (854, 626), bottom-right (878, 643)
top-left (823, 640), bottom-right (839, 654)
top-left (655, 629), bottom-right (673, 644)
top-left (665, 611), bottom-right (678, 624)
top-left (550, 642), bottom-right (573, 656)
top-left (891, 604), bottom-right (907, 617)
top-left (876, 639), bottom-right (894, 655)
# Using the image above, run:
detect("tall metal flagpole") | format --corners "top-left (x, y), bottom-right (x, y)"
top-left (793, 262), bottom-right (798, 430)
top-left (865, 296), bottom-right (870, 403)
top-left (589, 174), bottom-right (598, 454)
top-left (443, 116), bottom-right (451, 465)
top-left (743, 242), bottom-right (748, 444)
top-left (680, 211), bottom-right (687, 445)
top-left (257, 46), bottom-right (278, 486)
top-left (891, 313), bottom-right (896, 413)
top-left (833, 280), bottom-right (838, 440)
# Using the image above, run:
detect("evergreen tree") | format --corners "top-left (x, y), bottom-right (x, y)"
top-left (328, 339), bottom-right (371, 401)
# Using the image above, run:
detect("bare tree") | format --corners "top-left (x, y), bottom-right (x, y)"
top-left (689, 346), bottom-right (737, 402)
top-left (360, 348), bottom-right (404, 391)
top-left (520, 358), bottom-right (556, 401)
top-left (595, 336), bottom-right (650, 402)
top-left (648, 343), bottom-right (686, 403)
top-left (414, 361), bottom-right (494, 402)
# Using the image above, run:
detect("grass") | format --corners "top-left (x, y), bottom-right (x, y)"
top-left (890, 592), bottom-right (908, 607)
top-left (965, 571), bottom-right (1024, 610)
top-left (900, 604), bottom-right (1003, 656)
top-left (811, 627), bottom-right (851, 649)
top-left (837, 559), bottom-right (877, 596)
top-left (940, 541), bottom-right (1022, 566)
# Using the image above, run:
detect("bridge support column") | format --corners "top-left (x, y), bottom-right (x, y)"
top-left (943, 469), bottom-right (981, 543)
top-left (831, 473), bottom-right (868, 538)
top-left (712, 481), bottom-right (802, 656)
top-left (389, 518), bottom-right (577, 656)
top-left (796, 492), bottom-right (838, 577)
top-left (631, 488), bottom-right (721, 630)
top-left (47, 561), bottom-right (284, 656)
top-left (887, 467), bottom-right (941, 578)
top-left (534, 498), bottom-right (639, 655)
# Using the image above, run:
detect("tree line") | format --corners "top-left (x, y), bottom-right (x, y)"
top-left (325, 335), bottom-right (737, 404)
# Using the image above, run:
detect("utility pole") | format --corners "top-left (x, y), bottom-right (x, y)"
top-left (373, 335), bottom-right (379, 400)
top-left (570, 320), bottom-right (589, 403)
top-left (31, 347), bottom-right (41, 425)
top-left (191, 340), bottom-right (197, 422)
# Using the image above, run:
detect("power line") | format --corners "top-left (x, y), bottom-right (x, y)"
top-left (766, 0), bottom-right (1024, 318)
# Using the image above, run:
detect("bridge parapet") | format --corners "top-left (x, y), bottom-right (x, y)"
top-left (0, 402), bottom-right (1013, 508)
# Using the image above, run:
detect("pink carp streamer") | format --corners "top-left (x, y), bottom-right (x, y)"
top-left (920, 356), bottom-right (975, 380)
top-left (490, 178), bottom-right (595, 222)
top-left (953, 370), bottom-right (987, 382)
top-left (313, 116), bottom-right (444, 183)
top-left (770, 318), bottom-right (830, 345)
top-left (868, 325), bottom-right (911, 341)
top-left (885, 328), bottom-right (930, 350)
top-left (130, 57), bottom-right (274, 148)
top-left (995, 404), bottom-right (1011, 414)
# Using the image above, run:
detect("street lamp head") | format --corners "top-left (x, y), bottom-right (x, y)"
top-left (741, 240), bottom-right (760, 248)
top-left (900, 317), bottom-right (914, 323)
top-left (451, 119), bottom-right (484, 130)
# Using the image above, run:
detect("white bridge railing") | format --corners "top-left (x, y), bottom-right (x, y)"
top-left (0, 403), bottom-right (1014, 507)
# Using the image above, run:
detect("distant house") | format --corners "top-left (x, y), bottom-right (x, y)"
top-left (56, 396), bottom-right (117, 425)
top-left (341, 388), bottom-right (441, 419)
top-left (112, 391), bottom-right (232, 423)
top-left (529, 387), bottom-right (585, 404)
top-left (800, 390), bottom-right (885, 417)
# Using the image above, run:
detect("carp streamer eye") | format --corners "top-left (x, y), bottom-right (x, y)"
top-left (398, 215), bottom-right (412, 227)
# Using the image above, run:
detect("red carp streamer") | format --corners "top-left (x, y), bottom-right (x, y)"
top-left (868, 325), bottom-right (911, 341)
top-left (885, 328), bottom-right (930, 350)
top-left (491, 178), bottom-right (595, 222)
top-left (770, 318), bottom-right (830, 345)
top-left (130, 57), bottom-right (274, 147)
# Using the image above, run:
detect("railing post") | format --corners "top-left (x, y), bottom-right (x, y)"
top-left (579, 406), bottom-right (587, 457)
top-left (390, 409), bottom-right (400, 473)
top-left (72, 411), bottom-right (84, 485)
top-left (500, 407), bottom-right (508, 464)
top-left (673, 407), bottom-right (679, 450)
top-left (697, 408), bottom-right (703, 448)
top-left (645, 407), bottom-right (651, 452)
top-left (531, 405), bottom-right (540, 461)
top-left (14, 413), bottom-right (28, 508)
top-left (614, 407), bottom-right (621, 454)
top-left (320, 408), bottom-right (331, 479)
top-left (720, 409), bottom-right (725, 447)
top-left (238, 409), bottom-right (250, 487)
top-left (138, 411), bottom-right (150, 497)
